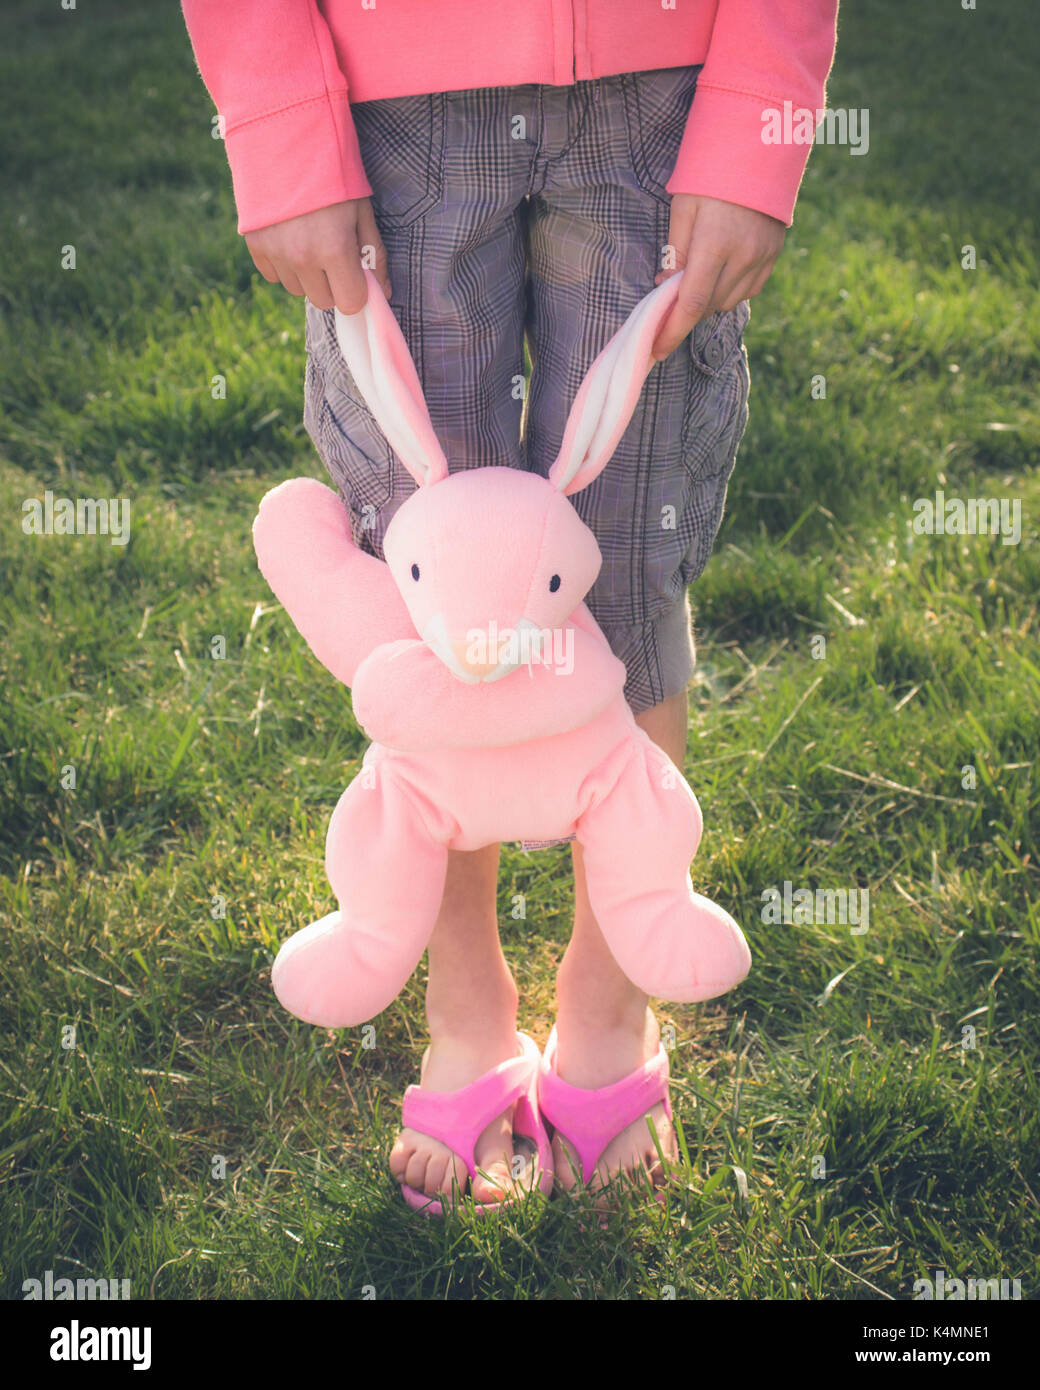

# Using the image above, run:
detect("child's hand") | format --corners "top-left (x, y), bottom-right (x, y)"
top-left (244, 198), bottom-right (392, 314)
top-left (650, 194), bottom-right (785, 360)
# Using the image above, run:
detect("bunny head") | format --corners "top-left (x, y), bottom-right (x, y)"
top-left (333, 268), bottom-right (683, 683)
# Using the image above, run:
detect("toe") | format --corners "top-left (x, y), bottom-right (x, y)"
top-left (645, 1155), bottom-right (667, 1189)
top-left (388, 1136), bottom-right (413, 1181)
top-left (446, 1151), bottom-right (469, 1201)
top-left (403, 1149), bottom-right (430, 1194)
top-left (627, 1155), bottom-right (657, 1194)
top-left (471, 1160), bottom-right (512, 1205)
top-left (469, 1107), bottom-right (519, 1205)
top-left (591, 1160), bottom-right (614, 1196)
top-left (422, 1152), bottom-right (450, 1197)
top-left (433, 1150), bottom-right (468, 1205)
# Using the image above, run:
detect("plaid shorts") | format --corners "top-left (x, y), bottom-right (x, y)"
top-left (303, 65), bottom-right (751, 715)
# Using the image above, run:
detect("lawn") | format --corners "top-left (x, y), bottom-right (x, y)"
top-left (0, 0), bottom-right (1037, 1300)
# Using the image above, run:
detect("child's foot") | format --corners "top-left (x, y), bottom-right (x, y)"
top-left (550, 1005), bottom-right (678, 1200)
top-left (389, 1025), bottom-right (535, 1206)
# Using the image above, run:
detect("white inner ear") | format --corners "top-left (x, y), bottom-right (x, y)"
top-left (554, 334), bottom-right (624, 493)
top-left (554, 280), bottom-right (673, 492)
top-left (334, 305), bottom-right (434, 486)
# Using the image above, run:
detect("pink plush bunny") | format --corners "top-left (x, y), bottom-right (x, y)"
top-left (253, 268), bottom-right (751, 1028)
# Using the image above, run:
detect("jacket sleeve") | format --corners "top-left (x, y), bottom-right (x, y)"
top-left (180, 0), bottom-right (372, 235)
top-left (665, 1), bottom-right (840, 226)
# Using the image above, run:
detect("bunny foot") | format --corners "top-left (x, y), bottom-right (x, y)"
top-left (576, 736), bottom-right (751, 1002)
top-left (270, 770), bottom-right (452, 1028)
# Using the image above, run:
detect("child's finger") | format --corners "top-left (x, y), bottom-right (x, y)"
top-left (325, 255), bottom-right (370, 316)
top-left (714, 248), bottom-right (781, 312)
top-left (710, 272), bottom-right (755, 314)
top-left (295, 267), bottom-right (337, 312)
top-left (709, 254), bottom-right (765, 313)
top-left (718, 266), bottom-right (765, 313)
top-left (650, 244), bottom-right (727, 360)
top-left (355, 201), bottom-right (392, 299)
top-left (249, 248), bottom-right (280, 284)
top-left (676, 241), bottom-right (727, 322)
top-left (656, 198), bottom-right (696, 280)
top-left (275, 265), bottom-right (306, 299)
top-left (746, 261), bottom-right (775, 300)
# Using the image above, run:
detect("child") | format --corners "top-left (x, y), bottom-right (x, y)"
top-left (181, 1), bottom-right (839, 1207)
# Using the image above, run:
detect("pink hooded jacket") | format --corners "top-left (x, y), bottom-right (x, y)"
top-left (180, 1), bottom-right (839, 235)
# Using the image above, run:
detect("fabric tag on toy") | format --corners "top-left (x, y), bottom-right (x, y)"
top-left (519, 834), bottom-right (577, 852)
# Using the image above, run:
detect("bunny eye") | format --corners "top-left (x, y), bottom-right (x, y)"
top-left (549, 574), bottom-right (561, 593)
top-left (411, 564), bottom-right (420, 581)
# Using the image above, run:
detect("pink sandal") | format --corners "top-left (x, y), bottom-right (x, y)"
top-left (538, 1025), bottom-right (672, 1188)
top-left (399, 1032), bottom-right (555, 1215)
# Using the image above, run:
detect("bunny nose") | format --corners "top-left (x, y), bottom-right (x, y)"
top-left (451, 640), bottom-right (500, 679)
top-left (422, 613), bottom-right (545, 684)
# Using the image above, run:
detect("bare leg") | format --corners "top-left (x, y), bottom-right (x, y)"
top-left (389, 844), bottom-right (528, 1205)
top-left (554, 689), bottom-right (687, 1193)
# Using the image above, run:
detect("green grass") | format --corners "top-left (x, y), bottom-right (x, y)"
top-left (1, 0), bottom-right (1038, 1299)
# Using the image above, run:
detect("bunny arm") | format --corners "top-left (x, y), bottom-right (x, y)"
top-left (351, 627), bottom-right (627, 751)
top-left (252, 478), bottom-right (416, 687)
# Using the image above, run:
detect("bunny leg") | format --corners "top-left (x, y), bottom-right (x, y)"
top-left (575, 740), bottom-right (751, 1002)
top-left (271, 772), bottom-right (449, 1028)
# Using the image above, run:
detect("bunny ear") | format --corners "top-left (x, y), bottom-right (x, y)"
top-left (333, 268), bottom-right (449, 488)
top-left (548, 272), bottom-right (683, 496)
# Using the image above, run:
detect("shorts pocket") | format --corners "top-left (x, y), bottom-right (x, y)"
top-left (351, 91), bottom-right (446, 229)
top-left (621, 65), bottom-right (702, 206)
top-left (677, 310), bottom-right (751, 587)
top-left (681, 299), bottom-right (751, 480)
